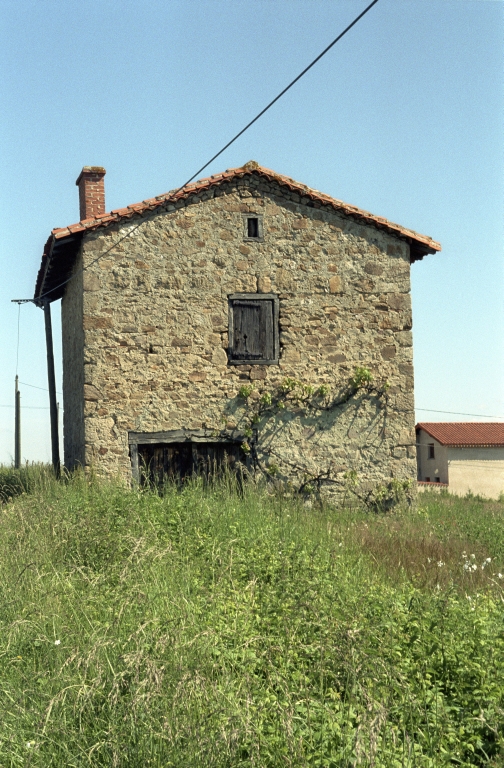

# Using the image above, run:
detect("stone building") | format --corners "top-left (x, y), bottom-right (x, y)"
top-left (34, 162), bottom-right (440, 494)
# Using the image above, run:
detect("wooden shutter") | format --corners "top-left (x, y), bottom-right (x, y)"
top-left (232, 299), bottom-right (274, 361)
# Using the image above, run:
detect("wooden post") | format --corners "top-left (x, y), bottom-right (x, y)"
top-left (14, 375), bottom-right (21, 469)
top-left (43, 300), bottom-right (60, 477)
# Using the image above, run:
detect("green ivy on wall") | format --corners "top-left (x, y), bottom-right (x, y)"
top-left (220, 367), bottom-right (413, 511)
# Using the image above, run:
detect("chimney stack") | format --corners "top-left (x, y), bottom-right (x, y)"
top-left (75, 166), bottom-right (106, 221)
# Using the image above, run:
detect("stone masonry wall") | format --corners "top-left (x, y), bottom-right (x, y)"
top-left (69, 174), bottom-right (417, 493)
top-left (61, 255), bottom-right (85, 469)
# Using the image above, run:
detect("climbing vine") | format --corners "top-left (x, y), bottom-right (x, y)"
top-left (222, 367), bottom-right (413, 511)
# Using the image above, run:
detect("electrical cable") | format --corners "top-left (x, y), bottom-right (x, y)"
top-left (416, 408), bottom-right (504, 419)
top-left (12, 0), bottom-right (380, 307)
top-left (0, 405), bottom-right (49, 409)
top-left (19, 381), bottom-right (63, 396)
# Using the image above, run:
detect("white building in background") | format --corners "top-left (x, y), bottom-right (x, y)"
top-left (416, 423), bottom-right (504, 500)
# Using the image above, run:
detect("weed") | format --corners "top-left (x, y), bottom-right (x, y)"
top-left (0, 473), bottom-right (502, 766)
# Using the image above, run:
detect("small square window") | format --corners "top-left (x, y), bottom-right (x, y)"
top-left (228, 293), bottom-right (279, 365)
top-left (243, 214), bottom-right (264, 241)
top-left (428, 444), bottom-right (435, 459)
top-left (248, 217), bottom-right (259, 238)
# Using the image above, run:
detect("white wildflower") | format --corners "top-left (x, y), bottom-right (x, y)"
top-left (437, 561), bottom-right (444, 567)
top-left (54, 639), bottom-right (61, 646)
top-left (472, 564), bottom-right (477, 571)
top-left (498, 573), bottom-right (503, 580)
top-left (486, 557), bottom-right (492, 563)
top-left (471, 554), bottom-right (475, 559)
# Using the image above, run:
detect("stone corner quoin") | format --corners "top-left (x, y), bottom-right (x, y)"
top-left (60, 173), bottom-right (421, 491)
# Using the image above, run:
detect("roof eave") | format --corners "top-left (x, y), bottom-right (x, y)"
top-left (34, 231), bottom-right (83, 305)
top-left (33, 164), bottom-right (441, 301)
top-left (409, 242), bottom-right (439, 264)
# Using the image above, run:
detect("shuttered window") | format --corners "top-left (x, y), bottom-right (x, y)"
top-left (228, 294), bottom-right (279, 365)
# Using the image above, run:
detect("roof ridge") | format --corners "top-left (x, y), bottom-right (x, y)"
top-left (48, 163), bottom-right (441, 252)
top-left (35, 163), bottom-right (443, 301)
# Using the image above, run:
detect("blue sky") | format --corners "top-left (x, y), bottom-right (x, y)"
top-left (0, 0), bottom-right (503, 464)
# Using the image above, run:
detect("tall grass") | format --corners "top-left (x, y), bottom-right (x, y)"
top-left (0, 469), bottom-right (503, 766)
top-left (0, 463), bottom-right (55, 503)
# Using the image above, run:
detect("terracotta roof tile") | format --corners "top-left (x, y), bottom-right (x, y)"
top-left (416, 422), bottom-right (504, 447)
top-left (67, 223), bottom-right (86, 234)
top-left (53, 228), bottom-right (70, 239)
top-left (35, 162), bottom-right (441, 301)
top-left (51, 163), bottom-right (440, 250)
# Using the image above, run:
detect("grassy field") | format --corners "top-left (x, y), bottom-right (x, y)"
top-left (0, 467), bottom-right (503, 767)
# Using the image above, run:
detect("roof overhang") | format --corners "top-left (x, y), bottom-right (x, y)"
top-left (34, 232), bottom-right (83, 305)
top-left (34, 163), bottom-right (442, 303)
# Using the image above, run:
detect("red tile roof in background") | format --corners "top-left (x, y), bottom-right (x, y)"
top-left (416, 422), bottom-right (504, 447)
top-left (48, 163), bottom-right (442, 251)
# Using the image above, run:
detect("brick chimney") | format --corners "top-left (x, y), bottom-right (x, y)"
top-left (75, 166), bottom-right (106, 221)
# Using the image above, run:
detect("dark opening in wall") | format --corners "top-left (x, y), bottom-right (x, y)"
top-left (243, 214), bottom-right (263, 241)
top-left (129, 430), bottom-right (248, 485)
top-left (247, 217), bottom-right (259, 238)
top-left (138, 442), bottom-right (244, 484)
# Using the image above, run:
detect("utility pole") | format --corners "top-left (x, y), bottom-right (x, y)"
top-left (14, 375), bottom-right (20, 469)
top-left (43, 300), bottom-right (60, 477)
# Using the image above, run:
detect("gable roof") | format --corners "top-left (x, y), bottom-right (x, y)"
top-left (34, 161), bottom-right (441, 303)
top-left (417, 422), bottom-right (504, 448)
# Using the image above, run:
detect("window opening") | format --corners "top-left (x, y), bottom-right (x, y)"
top-left (243, 214), bottom-right (263, 241)
top-left (428, 444), bottom-right (435, 459)
top-left (247, 217), bottom-right (259, 238)
top-left (228, 293), bottom-right (279, 365)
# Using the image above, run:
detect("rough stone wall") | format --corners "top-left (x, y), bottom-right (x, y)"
top-left (61, 254), bottom-right (85, 469)
top-left (69, 174), bottom-right (417, 493)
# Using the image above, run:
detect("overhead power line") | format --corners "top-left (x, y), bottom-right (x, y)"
top-left (12, 0), bottom-right (380, 306)
top-left (416, 408), bottom-right (504, 420)
top-left (19, 381), bottom-right (62, 396)
top-left (0, 405), bottom-right (49, 410)
top-left (0, 400), bottom-right (499, 419)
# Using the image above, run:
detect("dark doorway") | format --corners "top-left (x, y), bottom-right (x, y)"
top-left (136, 440), bottom-right (245, 485)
